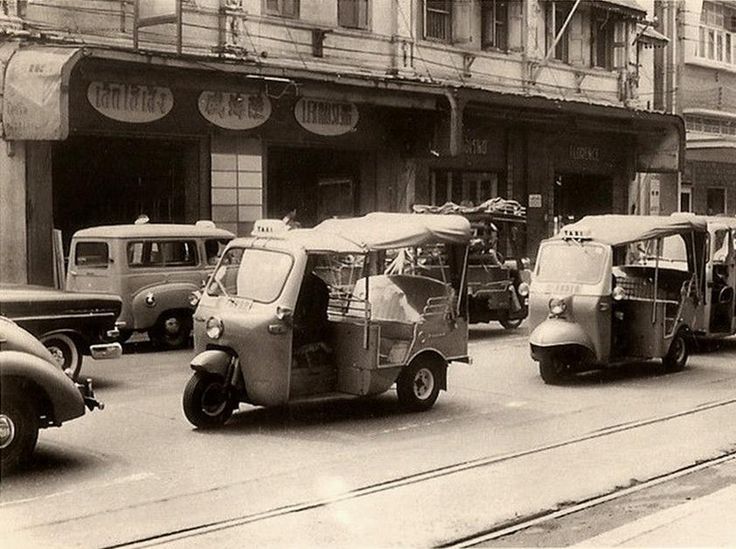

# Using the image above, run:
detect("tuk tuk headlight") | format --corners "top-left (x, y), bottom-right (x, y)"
top-left (189, 290), bottom-right (202, 308)
top-left (517, 282), bottom-right (530, 297)
top-left (549, 297), bottom-right (567, 317)
top-left (612, 286), bottom-right (626, 301)
top-left (205, 316), bottom-right (224, 339)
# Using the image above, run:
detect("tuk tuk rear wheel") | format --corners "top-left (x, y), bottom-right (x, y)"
top-left (0, 393), bottom-right (39, 475)
top-left (397, 360), bottom-right (441, 412)
top-left (182, 372), bottom-right (234, 428)
top-left (499, 317), bottom-right (523, 330)
top-left (662, 331), bottom-right (688, 372)
top-left (539, 356), bottom-right (568, 385)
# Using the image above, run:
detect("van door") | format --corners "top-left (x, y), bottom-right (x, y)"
top-left (66, 240), bottom-right (115, 293)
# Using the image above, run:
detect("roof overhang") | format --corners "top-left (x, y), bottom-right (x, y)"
top-left (591, 0), bottom-right (647, 18)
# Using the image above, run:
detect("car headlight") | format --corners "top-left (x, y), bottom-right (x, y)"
top-left (612, 286), bottom-right (626, 301)
top-left (548, 297), bottom-right (567, 317)
top-left (205, 316), bottom-right (224, 339)
top-left (517, 282), bottom-right (530, 297)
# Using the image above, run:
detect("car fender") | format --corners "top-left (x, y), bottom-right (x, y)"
top-left (529, 318), bottom-right (595, 356)
top-left (131, 282), bottom-right (199, 330)
top-left (0, 350), bottom-right (85, 424)
top-left (190, 349), bottom-right (234, 378)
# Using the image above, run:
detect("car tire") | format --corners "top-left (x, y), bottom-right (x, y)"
top-left (41, 333), bottom-right (82, 380)
top-left (396, 359), bottom-right (442, 412)
top-left (662, 330), bottom-right (689, 372)
top-left (182, 372), bottom-right (234, 428)
top-left (499, 317), bottom-right (523, 330)
top-left (539, 356), bottom-right (567, 385)
top-left (149, 313), bottom-right (192, 350)
top-left (0, 393), bottom-right (39, 475)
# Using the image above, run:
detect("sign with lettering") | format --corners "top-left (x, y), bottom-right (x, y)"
top-left (464, 137), bottom-right (489, 156)
top-left (87, 82), bottom-right (174, 123)
top-left (528, 194), bottom-right (542, 208)
top-left (3, 47), bottom-right (83, 140)
top-left (569, 144), bottom-right (600, 162)
top-left (294, 98), bottom-right (359, 136)
top-left (198, 91), bottom-right (271, 130)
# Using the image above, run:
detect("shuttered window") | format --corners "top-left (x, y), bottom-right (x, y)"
top-left (338, 0), bottom-right (369, 30)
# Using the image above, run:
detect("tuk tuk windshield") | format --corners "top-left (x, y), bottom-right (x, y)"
top-left (208, 247), bottom-right (293, 303)
top-left (536, 241), bottom-right (608, 284)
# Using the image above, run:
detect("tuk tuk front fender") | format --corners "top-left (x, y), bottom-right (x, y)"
top-left (529, 319), bottom-right (596, 360)
top-left (190, 349), bottom-right (235, 378)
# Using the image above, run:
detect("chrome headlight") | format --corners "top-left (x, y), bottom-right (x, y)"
top-left (612, 286), bottom-right (626, 301)
top-left (205, 316), bottom-right (224, 339)
top-left (548, 297), bottom-right (567, 317)
top-left (517, 282), bottom-right (530, 297)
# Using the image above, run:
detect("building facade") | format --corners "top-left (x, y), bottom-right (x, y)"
top-left (0, 0), bottom-right (683, 284)
top-left (671, 0), bottom-right (736, 217)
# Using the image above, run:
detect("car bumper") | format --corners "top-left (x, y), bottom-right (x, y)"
top-left (89, 342), bottom-right (123, 360)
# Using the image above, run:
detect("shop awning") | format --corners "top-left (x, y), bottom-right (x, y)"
top-left (636, 24), bottom-right (669, 46)
top-left (592, 0), bottom-right (646, 18)
top-left (2, 46), bottom-right (83, 140)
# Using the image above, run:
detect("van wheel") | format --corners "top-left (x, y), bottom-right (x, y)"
top-left (397, 359), bottom-right (441, 412)
top-left (662, 330), bottom-right (688, 372)
top-left (41, 333), bottom-right (82, 380)
top-left (150, 313), bottom-right (191, 349)
top-left (0, 393), bottom-right (39, 475)
top-left (183, 373), bottom-right (233, 428)
top-left (539, 356), bottom-right (567, 385)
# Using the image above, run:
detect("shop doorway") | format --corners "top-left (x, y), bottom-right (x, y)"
top-left (266, 147), bottom-right (362, 227)
top-left (553, 173), bottom-right (613, 231)
top-left (53, 136), bottom-right (199, 247)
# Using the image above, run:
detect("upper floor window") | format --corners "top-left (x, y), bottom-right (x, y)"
top-left (424, 0), bottom-right (452, 42)
top-left (591, 8), bottom-right (614, 69)
top-left (264, 0), bottom-right (298, 18)
top-left (546, 1), bottom-right (570, 62)
top-left (338, 0), bottom-right (369, 30)
top-left (698, 1), bottom-right (736, 62)
top-left (481, 0), bottom-right (508, 50)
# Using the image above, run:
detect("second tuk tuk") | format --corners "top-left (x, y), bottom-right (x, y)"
top-left (528, 215), bottom-right (708, 384)
top-left (182, 213), bottom-right (471, 428)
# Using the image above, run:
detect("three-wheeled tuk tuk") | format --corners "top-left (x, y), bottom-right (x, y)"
top-left (413, 199), bottom-right (531, 328)
top-left (528, 215), bottom-right (708, 384)
top-left (182, 213), bottom-right (472, 428)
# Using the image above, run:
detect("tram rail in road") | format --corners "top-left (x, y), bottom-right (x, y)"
top-left (104, 396), bottom-right (736, 549)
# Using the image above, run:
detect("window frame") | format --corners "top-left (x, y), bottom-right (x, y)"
top-left (481, 0), bottom-right (509, 51)
top-left (591, 8), bottom-right (615, 70)
top-left (126, 239), bottom-right (200, 269)
top-left (73, 241), bottom-right (110, 269)
top-left (546, 1), bottom-right (570, 63)
top-left (423, 0), bottom-right (453, 43)
top-left (263, 0), bottom-right (299, 19)
top-left (338, 0), bottom-right (370, 30)
top-left (707, 187), bottom-right (727, 215)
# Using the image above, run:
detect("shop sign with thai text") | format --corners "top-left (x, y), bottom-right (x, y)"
top-left (464, 137), bottom-right (489, 156)
top-left (198, 91), bottom-right (271, 130)
top-left (294, 98), bottom-right (359, 136)
top-left (87, 82), bottom-right (174, 123)
top-left (569, 144), bottom-right (600, 162)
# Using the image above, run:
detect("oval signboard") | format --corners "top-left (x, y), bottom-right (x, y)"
top-left (87, 81), bottom-right (174, 123)
top-left (198, 91), bottom-right (272, 130)
top-left (294, 97), bottom-right (359, 136)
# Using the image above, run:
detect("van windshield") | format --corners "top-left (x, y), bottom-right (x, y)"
top-left (536, 241), bottom-right (607, 284)
top-left (208, 247), bottom-right (293, 303)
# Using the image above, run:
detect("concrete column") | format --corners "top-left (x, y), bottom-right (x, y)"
top-left (0, 138), bottom-right (27, 283)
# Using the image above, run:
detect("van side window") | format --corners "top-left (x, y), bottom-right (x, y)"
top-left (127, 240), bottom-right (198, 268)
top-left (75, 242), bottom-right (110, 268)
top-left (205, 239), bottom-right (230, 265)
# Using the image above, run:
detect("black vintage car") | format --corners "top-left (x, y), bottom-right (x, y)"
top-left (0, 316), bottom-right (103, 473)
top-left (0, 284), bottom-right (123, 380)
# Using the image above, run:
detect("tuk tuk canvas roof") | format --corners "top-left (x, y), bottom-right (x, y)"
top-left (557, 215), bottom-right (707, 246)
top-left (309, 213), bottom-right (472, 252)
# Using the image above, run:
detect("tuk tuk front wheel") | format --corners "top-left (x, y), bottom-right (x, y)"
top-left (0, 393), bottom-right (39, 475)
top-left (662, 331), bottom-right (689, 372)
top-left (182, 372), bottom-right (234, 428)
top-left (397, 360), bottom-right (441, 412)
top-left (539, 356), bottom-right (568, 385)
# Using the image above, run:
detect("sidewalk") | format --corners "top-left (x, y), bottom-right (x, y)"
top-left (579, 483), bottom-right (736, 547)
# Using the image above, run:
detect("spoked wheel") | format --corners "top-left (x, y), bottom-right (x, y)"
top-left (397, 360), bottom-right (442, 412)
top-left (499, 317), bottom-right (523, 330)
top-left (149, 313), bottom-right (192, 350)
top-left (539, 356), bottom-right (570, 385)
top-left (0, 393), bottom-right (39, 475)
top-left (41, 333), bottom-right (82, 380)
top-left (183, 372), bottom-right (234, 428)
top-left (662, 330), bottom-right (689, 373)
